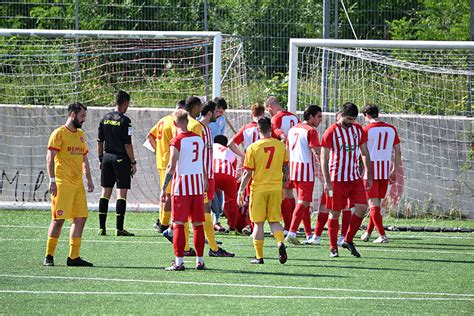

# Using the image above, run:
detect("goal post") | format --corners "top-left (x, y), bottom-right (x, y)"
top-left (288, 38), bottom-right (474, 218)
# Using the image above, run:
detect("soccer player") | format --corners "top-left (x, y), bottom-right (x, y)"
top-left (43, 102), bottom-right (94, 267)
top-left (360, 104), bottom-right (401, 243)
top-left (265, 96), bottom-right (300, 234)
top-left (160, 109), bottom-right (207, 271)
top-left (97, 90), bottom-right (137, 236)
top-left (148, 100), bottom-right (185, 233)
top-left (238, 117), bottom-right (288, 264)
top-left (284, 105), bottom-right (322, 245)
top-left (321, 102), bottom-right (373, 258)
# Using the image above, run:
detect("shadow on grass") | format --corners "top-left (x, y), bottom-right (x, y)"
top-left (285, 262), bottom-right (422, 272)
top-left (368, 256), bottom-right (474, 265)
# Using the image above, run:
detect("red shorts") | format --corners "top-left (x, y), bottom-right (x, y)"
top-left (326, 179), bottom-right (368, 211)
top-left (214, 173), bottom-right (237, 201)
top-left (320, 192), bottom-right (353, 209)
top-left (171, 195), bottom-right (205, 223)
top-left (204, 178), bottom-right (215, 203)
top-left (284, 180), bottom-right (295, 190)
top-left (366, 179), bottom-right (389, 199)
top-left (293, 180), bottom-right (314, 202)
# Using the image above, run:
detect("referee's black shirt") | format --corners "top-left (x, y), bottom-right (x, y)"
top-left (97, 111), bottom-right (132, 154)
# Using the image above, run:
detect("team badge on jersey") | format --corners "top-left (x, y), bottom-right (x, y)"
top-left (57, 210), bottom-right (63, 216)
top-left (80, 136), bottom-right (85, 143)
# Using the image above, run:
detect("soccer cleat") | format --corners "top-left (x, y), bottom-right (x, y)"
top-left (98, 228), bottom-right (106, 236)
top-left (209, 247), bottom-right (235, 257)
top-left (184, 248), bottom-right (197, 256)
top-left (337, 235), bottom-right (345, 246)
top-left (303, 235), bottom-right (321, 245)
top-left (116, 229), bottom-right (135, 236)
top-left (214, 223), bottom-right (226, 233)
top-left (165, 262), bottom-right (185, 271)
top-left (285, 234), bottom-right (301, 245)
top-left (373, 236), bottom-right (389, 244)
top-left (341, 241), bottom-right (361, 257)
top-left (250, 257), bottom-right (264, 264)
top-left (278, 243), bottom-right (287, 264)
top-left (43, 255), bottom-right (54, 266)
top-left (152, 220), bottom-right (162, 232)
top-left (242, 225), bottom-right (252, 236)
top-left (66, 257), bottom-right (93, 267)
top-left (329, 248), bottom-right (339, 258)
top-left (195, 262), bottom-right (206, 270)
top-left (162, 229), bottom-right (173, 243)
top-left (360, 232), bottom-right (371, 242)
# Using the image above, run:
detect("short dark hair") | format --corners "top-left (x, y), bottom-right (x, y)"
top-left (185, 96), bottom-right (202, 113)
top-left (363, 104), bottom-right (379, 118)
top-left (257, 116), bottom-right (272, 134)
top-left (68, 102), bottom-right (87, 115)
top-left (176, 99), bottom-right (186, 109)
top-left (201, 101), bottom-right (217, 117)
top-left (116, 90), bottom-right (130, 106)
top-left (214, 135), bottom-right (228, 146)
top-left (213, 97), bottom-right (228, 110)
top-left (303, 104), bottom-right (322, 121)
top-left (341, 102), bottom-right (359, 118)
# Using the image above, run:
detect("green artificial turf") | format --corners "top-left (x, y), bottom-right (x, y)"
top-left (0, 210), bottom-right (473, 314)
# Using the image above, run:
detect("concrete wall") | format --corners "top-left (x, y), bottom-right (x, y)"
top-left (0, 105), bottom-right (472, 217)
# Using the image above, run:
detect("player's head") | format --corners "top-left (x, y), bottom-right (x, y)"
top-left (363, 103), bottom-right (379, 121)
top-left (68, 102), bottom-right (87, 128)
top-left (173, 109), bottom-right (188, 129)
top-left (213, 97), bottom-right (228, 118)
top-left (201, 101), bottom-right (217, 122)
top-left (251, 102), bottom-right (266, 120)
top-left (340, 102), bottom-right (359, 128)
top-left (303, 104), bottom-right (323, 128)
top-left (335, 110), bottom-right (343, 121)
top-left (176, 99), bottom-right (186, 109)
top-left (264, 96), bottom-right (281, 116)
top-left (115, 90), bottom-right (130, 113)
top-left (214, 135), bottom-right (228, 147)
top-left (185, 96), bottom-right (202, 118)
top-left (257, 116), bottom-right (272, 136)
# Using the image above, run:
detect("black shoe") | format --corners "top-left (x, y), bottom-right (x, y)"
top-left (43, 255), bottom-right (54, 266)
top-left (250, 257), bottom-right (264, 264)
top-left (67, 257), bottom-right (93, 267)
top-left (278, 243), bottom-right (287, 264)
top-left (163, 229), bottom-right (173, 243)
top-left (341, 241), bottom-right (361, 257)
top-left (209, 247), bottom-right (235, 257)
top-left (195, 262), bottom-right (206, 270)
top-left (116, 229), bottom-right (135, 236)
top-left (184, 248), bottom-right (197, 256)
top-left (165, 262), bottom-right (185, 271)
top-left (329, 248), bottom-right (339, 258)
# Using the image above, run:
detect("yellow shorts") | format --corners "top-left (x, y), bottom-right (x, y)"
top-left (51, 184), bottom-right (88, 220)
top-left (249, 190), bottom-right (282, 223)
top-left (159, 169), bottom-right (171, 195)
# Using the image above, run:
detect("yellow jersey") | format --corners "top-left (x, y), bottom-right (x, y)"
top-left (244, 137), bottom-right (288, 192)
top-left (47, 126), bottom-right (89, 187)
top-left (186, 116), bottom-right (203, 136)
top-left (148, 114), bottom-right (175, 170)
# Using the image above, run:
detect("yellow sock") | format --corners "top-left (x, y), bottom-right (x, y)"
top-left (274, 230), bottom-right (285, 244)
top-left (45, 237), bottom-right (58, 257)
top-left (162, 211), bottom-right (171, 226)
top-left (184, 221), bottom-right (190, 252)
top-left (69, 237), bottom-right (81, 259)
top-left (253, 239), bottom-right (264, 259)
top-left (204, 213), bottom-right (219, 251)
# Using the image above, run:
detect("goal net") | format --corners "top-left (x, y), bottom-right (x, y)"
top-left (288, 39), bottom-right (474, 219)
top-left (0, 29), bottom-right (248, 210)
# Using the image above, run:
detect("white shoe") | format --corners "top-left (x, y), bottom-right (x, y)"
top-left (360, 232), bottom-right (371, 242)
top-left (283, 230), bottom-right (289, 236)
top-left (373, 236), bottom-right (389, 243)
top-left (285, 234), bottom-right (301, 245)
top-left (303, 235), bottom-right (321, 245)
top-left (337, 235), bottom-right (344, 246)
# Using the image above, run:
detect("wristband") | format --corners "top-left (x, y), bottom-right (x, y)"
top-left (98, 155), bottom-right (103, 163)
top-left (131, 161), bottom-right (137, 165)
top-left (50, 177), bottom-right (56, 183)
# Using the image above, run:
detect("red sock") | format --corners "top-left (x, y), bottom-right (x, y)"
top-left (366, 216), bottom-right (375, 234)
top-left (302, 206), bottom-right (312, 236)
top-left (340, 209), bottom-right (352, 236)
top-left (173, 224), bottom-right (185, 257)
top-left (328, 219), bottom-right (339, 250)
top-left (345, 214), bottom-right (364, 243)
top-left (224, 199), bottom-right (237, 230)
top-left (193, 224), bottom-right (205, 257)
top-left (281, 198), bottom-right (293, 231)
top-left (370, 206), bottom-right (385, 236)
top-left (314, 212), bottom-right (329, 237)
top-left (289, 203), bottom-right (305, 233)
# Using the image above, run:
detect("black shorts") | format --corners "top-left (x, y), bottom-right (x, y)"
top-left (101, 152), bottom-right (131, 189)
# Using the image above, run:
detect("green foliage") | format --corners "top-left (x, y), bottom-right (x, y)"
top-left (263, 72), bottom-right (289, 106)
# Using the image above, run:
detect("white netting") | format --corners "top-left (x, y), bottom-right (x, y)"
top-left (0, 31), bottom-right (249, 209)
top-left (294, 45), bottom-right (473, 217)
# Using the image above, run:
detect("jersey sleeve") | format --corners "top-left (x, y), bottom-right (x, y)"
top-left (321, 128), bottom-right (333, 149)
top-left (271, 114), bottom-right (280, 128)
top-left (123, 117), bottom-right (132, 145)
top-left (232, 126), bottom-right (245, 145)
top-left (148, 123), bottom-right (158, 139)
top-left (48, 128), bottom-right (62, 151)
top-left (307, 129), bottom-right (320, 148)
top-left (393, 126), bottom-right (401, 145)
top-left (243, 146), bottom-right (255, 170)
top-left (170, 135), bottom-right (181, 151)
top-left (271, 125), bottom-right (284, 139)
top-left (359, 126), bottom-right (368, 145)
top-left (97, 119), bottom-right (104, 143)
top-left (81, 131), bottom-right (89, 156)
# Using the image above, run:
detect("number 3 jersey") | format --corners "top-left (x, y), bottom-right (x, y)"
top-left (170, 131), bottom-right (205, 196)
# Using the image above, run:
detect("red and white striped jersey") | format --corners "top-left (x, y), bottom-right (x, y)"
top-left (199, 121), bottom-right (214, 179)
top-left (321, 123), bottom-right (368, 182)
top-left (287, 123), bottom-right (320, 182)
top-left (232, 121), bottom-right (283, 151)
top-left (272, 110), bottom-right (300, 136)
top-left (212, 143), bottom-right (238, 177)
top-left (170, 131), bottom-right (205, 196)
top-left (364, 121), bottom-right (401, 180)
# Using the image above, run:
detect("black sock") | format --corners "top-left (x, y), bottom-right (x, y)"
top-left (98, 197), bottom-right (109, 230)
top-left (116, 199), bottom-right (126, 231)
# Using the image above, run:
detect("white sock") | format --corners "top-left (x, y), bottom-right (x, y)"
top-left (288, 232), bottom-right (297, 238)
top-left (175, 257), bottom-right (184, 266)
top-left (197, 256), bottom-right (204, 264)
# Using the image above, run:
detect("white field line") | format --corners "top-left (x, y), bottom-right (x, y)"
top-left (0, 289), bottom-right (473, 301)
top-left (0, 274), bottom-right (472, 298)
top-left (0, 238), bottom-right (168, 245)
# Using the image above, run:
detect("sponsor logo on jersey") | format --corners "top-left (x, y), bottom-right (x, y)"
top-left (104, 119), bottom-right (121, 126)
top-left (67, 146), bottom-right (86, 155)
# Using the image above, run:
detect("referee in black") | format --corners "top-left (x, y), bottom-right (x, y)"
top-left (97, 90), bottom-right (137, 236)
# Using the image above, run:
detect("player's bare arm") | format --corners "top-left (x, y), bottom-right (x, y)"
top-left (124, 143), bottom-right (137, 176)
top-left (311, 146), bottom-right (321, 163)
top-left (82, 155), bottom-right (94, 192)
top-left (227, 140), bottom-right (245, 159)
top-left (321, 147), bottom-right (333, 193)
top-left (282, 163), bottom-right (289, 185)
top-left (97, 141), bottom-right (104, 169)
top-left (237, 169), bottom-right (253, 207)
top-left (147, 134), bottom-right (157, 150)
top-left (360, 142), bottom-right (373, 190)
top-left (202, 158), bottom-right (209, 192)
top-left (46, 149), bottom-right (58, 197)
top-left (161, 146), bottom-right (178, 203)
top-left (390, 143), bottom-right (402, 184)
